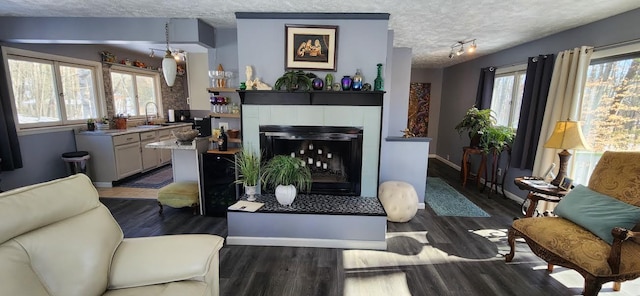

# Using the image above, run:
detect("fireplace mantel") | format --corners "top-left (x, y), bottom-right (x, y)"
top-left (238, 90), bottom-right (384, 106)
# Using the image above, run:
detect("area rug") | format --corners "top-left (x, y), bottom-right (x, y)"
top-left (426, 177), bottom-right (490, 217)
top-left (117, 165), bottom-right (173, 189)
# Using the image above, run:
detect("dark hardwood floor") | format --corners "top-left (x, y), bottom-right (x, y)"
top-left (101, 158), bottom-right (590, 296)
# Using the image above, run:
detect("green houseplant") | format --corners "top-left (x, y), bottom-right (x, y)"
top-left (232, 148), bottom-right (262, 201)
top-left (480, 125), bottom-right (516, 153)
top-left (274, 70), bottom-right (312, 91)
top-left (261, 155), bottom-right (312, 206)
top-left (455, 106), bottom-right (495, 147)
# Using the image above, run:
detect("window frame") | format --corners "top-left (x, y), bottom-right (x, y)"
top-left (2, 46), bottom-right (106, 133)
top-left (491, 64), bottom-right (527, 129)
top-left (109, 64), bottom-right (163, 119)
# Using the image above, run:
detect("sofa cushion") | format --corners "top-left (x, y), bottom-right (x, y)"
top-left (512, 217), bottom-right (640, 276)
top-left (554, 184), bottom-right (640, 244)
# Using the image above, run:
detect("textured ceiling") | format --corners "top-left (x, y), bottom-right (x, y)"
top-left (2, 0), bottom-right (640, 68)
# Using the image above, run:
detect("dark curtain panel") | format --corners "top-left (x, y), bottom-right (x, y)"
top-left (0, 49), bottom-right (23, 171)
top-left (511, 54), bottom-right (555, 169)
top-left (474, 66), bottom-right (496, 109)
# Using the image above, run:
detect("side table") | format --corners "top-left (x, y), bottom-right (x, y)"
top-left (514, 177), bottom-right (569, 217)
top-left (461, 146), bottom-right (487, 189)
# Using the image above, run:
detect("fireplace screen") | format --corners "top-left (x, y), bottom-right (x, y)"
top-left (260, 125), bottom-right (363, 196)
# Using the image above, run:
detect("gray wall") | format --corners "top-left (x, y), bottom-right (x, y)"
top-left (411, 68), bottom-right (443, 155)
top-left (437, 8), bottom-right (640, 197)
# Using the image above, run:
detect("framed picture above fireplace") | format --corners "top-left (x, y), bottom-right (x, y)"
top-left (285, 24), bottom-right (338, 71)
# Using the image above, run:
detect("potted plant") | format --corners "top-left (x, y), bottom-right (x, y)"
top-left (261, 155), bottom-right (312, 206)
top-left (274, 70), bottom-right (312, 91)
top-left (232, 148), bottom-right (262, 201)
top-left (454, 106), bottom-right (495, 147)
top-left (480, 125), bottom-right (516, 153)
top-left (86, 118), bottom-right (96, 131)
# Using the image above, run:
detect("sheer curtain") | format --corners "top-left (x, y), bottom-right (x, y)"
top-left (532, 46), bottom-right (593, 177)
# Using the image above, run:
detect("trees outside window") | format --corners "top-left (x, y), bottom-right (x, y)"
top-left (491, 66), bottom-right (526, 129)
top-left (110, 69), bottom-right (160, 117)
top-left (7, 51), bottom-right (99, 128)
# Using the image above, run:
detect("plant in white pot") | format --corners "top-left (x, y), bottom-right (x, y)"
top-left (232, 148), bottom-right (262, 201)
top-left (261, 155), bottom-right (312, 206)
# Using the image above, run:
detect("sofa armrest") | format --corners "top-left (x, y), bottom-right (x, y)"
top-left (108, 234), bottom-right (224, 289)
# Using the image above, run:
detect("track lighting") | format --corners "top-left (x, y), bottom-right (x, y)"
top-left (448, 39), bottom-right (477, 59)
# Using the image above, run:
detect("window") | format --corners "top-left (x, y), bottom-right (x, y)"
top-left (572, 46), bottom-right (640, 185)
top-left (110, 67), bottom-right (161, 117)
top-left (490, 65), bottom-right (527, 128)
top-left (5, 48), bottom-right (101, 128)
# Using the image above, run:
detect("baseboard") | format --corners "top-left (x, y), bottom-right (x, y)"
top-left (418, 202), bottom-right (425, 209)
top-left (93, 182), bottom-right (113, 188)
top-left (226, 236), bottom-right (387, 250)
top-left (431, 154), bottom-right (524, 204)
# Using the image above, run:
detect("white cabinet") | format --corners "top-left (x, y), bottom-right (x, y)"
top-left (140, 131), bottom-right (159, 171)
top-left (115, 142), bottom-right (143, 179)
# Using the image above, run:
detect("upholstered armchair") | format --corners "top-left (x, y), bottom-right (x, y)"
top-left (506, 151), bottom-right (640, 295)
top-left (0, 174), bottom-right (225, 296)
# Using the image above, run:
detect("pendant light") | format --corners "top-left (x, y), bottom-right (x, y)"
top-left (162, 22), bottom-right (177, 87)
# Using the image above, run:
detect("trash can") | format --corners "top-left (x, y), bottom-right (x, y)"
top-left (61, 151), bottom-right (91, 176)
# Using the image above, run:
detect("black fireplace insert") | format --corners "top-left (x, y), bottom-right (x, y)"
top-left (260, 125), bottom-right (363, 196)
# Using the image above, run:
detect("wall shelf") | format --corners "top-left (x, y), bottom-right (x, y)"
top-left (209, 112), bottom-right (240, 118)
top-left (238, 90), bottom-right (385, 106)
top-left (207, 87), bottom-right (238, 93)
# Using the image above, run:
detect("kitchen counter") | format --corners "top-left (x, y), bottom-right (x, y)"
top-left (145, 137), bottom-right (210, 151)
top-left (76, 123), bottom-right (193, 136)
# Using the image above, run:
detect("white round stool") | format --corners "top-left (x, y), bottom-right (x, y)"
top-left (378, 181), bottom-right (418, 222)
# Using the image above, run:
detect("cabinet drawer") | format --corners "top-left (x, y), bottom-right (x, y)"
top-left (158, 129), bottom-right (172, 137)
top-left (113, 134), bottom-right (140, 146)
top-left (140, 131), bottom-right (157, 141)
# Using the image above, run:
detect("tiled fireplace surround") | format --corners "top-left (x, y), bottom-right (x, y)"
top-left (242, 104), bottom-right (382, 197)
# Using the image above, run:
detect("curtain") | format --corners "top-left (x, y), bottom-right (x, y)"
top-left (511, 55), bottom-right (555, 169)
top-left (532, 46), bottom-right (593, 177)
top-left (0, 49), bottom-right (23, 171)
top-left (474, 67), bottom-right (496, 109)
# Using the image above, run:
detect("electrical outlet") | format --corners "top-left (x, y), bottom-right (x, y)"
top-left (219, 122), bottom-right (229, 131)
top-left (497, 168), bottom-right (503, 176)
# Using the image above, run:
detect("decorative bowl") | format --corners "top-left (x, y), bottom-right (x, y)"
top-left (227, 129), bottom-right (240, 138)
top-left (172, 129), bottom-right (199, 143)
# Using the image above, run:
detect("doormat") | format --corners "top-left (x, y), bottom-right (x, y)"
top-left (117, 165), bottom-right (173, 189)
top-left (426, 177), bottom-right (490, 217)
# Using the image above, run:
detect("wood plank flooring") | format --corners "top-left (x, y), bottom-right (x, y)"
top-left (100, 158), bottom-right (639, 296)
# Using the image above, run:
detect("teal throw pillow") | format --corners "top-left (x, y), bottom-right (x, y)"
top-left (554, 184), bottom-right (640, 244)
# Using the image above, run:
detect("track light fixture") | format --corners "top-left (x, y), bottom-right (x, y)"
top-left (448, 39), bottom-right (477, 59)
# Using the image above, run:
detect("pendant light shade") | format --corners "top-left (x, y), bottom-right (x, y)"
top-left (162, 22), bottom-right (177, 87)
top-left (162, 50), bottom-right (177, 87)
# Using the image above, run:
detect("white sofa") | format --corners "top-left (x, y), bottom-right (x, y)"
top-left (0, 174), bottom-right (225, 296)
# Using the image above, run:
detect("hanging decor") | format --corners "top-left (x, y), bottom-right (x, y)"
top-left (407, 82), bottom-right (431, 137)
top-left (162, 22), bottom-right (177, 87)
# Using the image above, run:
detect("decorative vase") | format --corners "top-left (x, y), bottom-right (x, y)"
top-left (245, 184), bottom-right (257, 202)
top-left (312, 77), bottom-right (324, 90)
top-left (352, 69), bottom-right (363, 91)
top-left (275, 184), bottom-right (297, 206)
top-left (324, 74), bottom-right (334, 90)
top-left (341, 76), bottom-right (352, 91)
top-left (374, 63), bottom-right (384, 91)
top-left (239, 82), bottom-right (247, 90)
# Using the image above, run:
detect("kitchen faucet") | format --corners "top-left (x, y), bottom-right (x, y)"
top-left (145, 102), bottom-right (158, 125)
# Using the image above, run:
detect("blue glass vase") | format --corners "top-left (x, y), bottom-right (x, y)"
top-left (341, 76), bottom-right (352, 91)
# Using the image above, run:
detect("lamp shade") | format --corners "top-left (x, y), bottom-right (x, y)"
top-left (162, 50), bottom-right (177, 87)
top-left (544, 120), bottom-right (590, 150)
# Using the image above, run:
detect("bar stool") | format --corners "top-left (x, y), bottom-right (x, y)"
top-left (61, 151), bottom-right (90, 176)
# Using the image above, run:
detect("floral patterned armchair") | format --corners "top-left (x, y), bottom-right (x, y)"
top-left (505, 151), bottom-right (640, 295)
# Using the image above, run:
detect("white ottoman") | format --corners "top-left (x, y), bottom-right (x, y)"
top-left (378, 181), bottom-right (418, 222)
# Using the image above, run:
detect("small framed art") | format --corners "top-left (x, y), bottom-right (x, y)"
top-left (559, 177), bottom-right (573, 190)
top-left (285, 24), bottom-right (338, 71)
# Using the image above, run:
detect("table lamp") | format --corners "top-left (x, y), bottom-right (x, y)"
top-left (544, 120), bottom-right (590, 186)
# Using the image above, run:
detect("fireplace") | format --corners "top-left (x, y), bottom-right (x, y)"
top-left (260, 125), bottom-right (363, 196)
